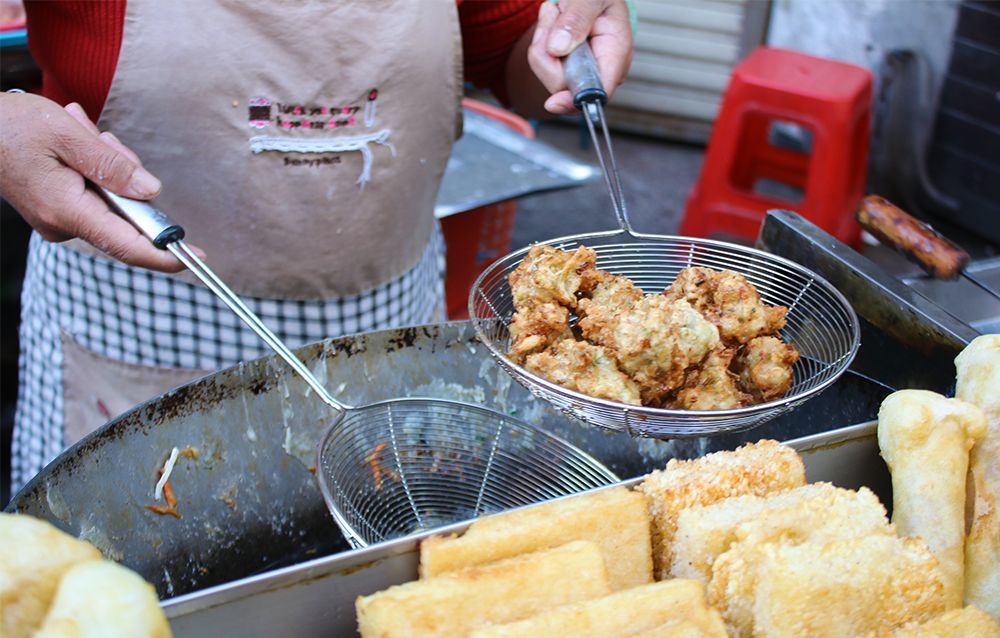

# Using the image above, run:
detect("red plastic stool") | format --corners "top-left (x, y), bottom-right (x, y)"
top-left (680, 47), bottom-right (872, 246)
top-left (440, 99), bottom-right (534, 320)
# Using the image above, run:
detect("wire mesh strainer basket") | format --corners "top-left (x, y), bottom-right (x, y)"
top-left (316, 398), bottom-right (619, 548)
top-left (469, 229), bottom-right (861, 438)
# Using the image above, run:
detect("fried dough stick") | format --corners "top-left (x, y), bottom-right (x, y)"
top-left (955, 334), bottom-right (1000, 617)
top-left (878, 389), bottom-right (987, 609)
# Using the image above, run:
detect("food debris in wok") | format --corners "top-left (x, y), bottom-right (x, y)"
top-left (507, 246), bottom-right (799, 410)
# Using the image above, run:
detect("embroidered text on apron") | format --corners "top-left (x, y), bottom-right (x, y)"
top-left (12, 0), bottom-right (461, 492)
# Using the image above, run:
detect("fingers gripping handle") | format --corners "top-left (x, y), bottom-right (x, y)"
top-left (564, 41), bottom-right (607, 109)
top-left (96, 186), bottom-right (185, 249)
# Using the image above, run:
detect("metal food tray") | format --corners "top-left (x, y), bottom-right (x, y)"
top-left (163, 420), bottom-right (889, 638)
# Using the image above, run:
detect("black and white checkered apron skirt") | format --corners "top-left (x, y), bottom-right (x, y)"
top-left (12, 228), bottom-right (445, 493)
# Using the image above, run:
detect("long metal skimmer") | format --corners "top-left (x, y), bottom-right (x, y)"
top-left (565, 43), bottom-right (629, 231)
top-left (96, 187), bottom-right (618, 547)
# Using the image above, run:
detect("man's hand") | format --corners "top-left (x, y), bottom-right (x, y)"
top-left (0, 92), bottom-right (195, 272)
top-left (529, 0), bottom-right (633, 114)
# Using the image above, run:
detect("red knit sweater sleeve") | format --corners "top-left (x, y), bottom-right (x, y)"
top-left (24, 0), bottom-right (540, 120)
top-left (459, 0), bottom-right (542, 104)
top-left (24, 0), bottom-right (125, 121)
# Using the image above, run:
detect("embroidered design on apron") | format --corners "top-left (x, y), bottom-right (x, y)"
top-left (246, 90), bottom-right (393, 186)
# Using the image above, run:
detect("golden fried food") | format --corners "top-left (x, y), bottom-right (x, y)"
top-left (420, 486), bottom-right (652, 591)
top-left (504, 248), bottom-right (798, 410)
top-left (581, 296), bottom-right (720, 404)
top-left (524, 339), bottom-right (641, 405)
top-left (671, 347), bottom-right (748, 410)
top-left (630, 615), bottom-right (727, 638)
top-left (508, 245), bottom-right (597, 309)
top-left (670, 482), bottom-right (891, 584)
top-left (884, 605), bottom-right (1000, 637)
top-left (32, 560), bottom-right (171, 638)
top-left (955, 334), bottom-right (1000, 618)
top-left (732, 335), bottom-right (800, 402)
top-left (469, 580), bottom-right (724, 638)
top-left (637, 440), bottom-right (806, 579)
top-left (356, 541), bottom-right (611, 638)
top-left (663, 267), bottom-right (787, 346)
top-left (507, 302), bottom-right (573, 363)
top-left (710, 535), bottom-right (946, 638)
top-left (878, 390), bottom-right (987, 609)
top-left (0, 513), bottom-right (102, 638)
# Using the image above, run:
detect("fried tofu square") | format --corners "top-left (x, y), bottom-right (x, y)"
top-left (709, 535), bottom-right (946, 638)
top-left (882, 606), bottom-right (1000, 637)
top-left (630, 614), bottom-right (728, 638)
top-left (638, 440), bottom-right (806, 579)
top-left (670, 482), bottom-right (891, 584)
top-left (420, 486), bottom-right (652, 591)
top-left (469, 580), bottom-right (722, 638)
top-left (357, 541), bottom-right (611, 638)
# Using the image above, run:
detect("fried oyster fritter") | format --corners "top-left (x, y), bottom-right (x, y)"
top-left (507, 245), bottom-right (597, 309)
top-left (671, 347), bottom-right (750, 411)
top-left (663, 267), bottom-right (787, 346)
top-left (504, 248), bottom-right (798, 410)
top-left (507, 303), bottom-right (572, 363)
top-left (580, 296), bottom-right (720, 405)
top-left (524, 339), bottom-right (641, 406)
top-left (732, 335), bottom-right (800, 402)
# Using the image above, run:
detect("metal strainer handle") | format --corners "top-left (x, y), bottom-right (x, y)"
top-left (96, 187), bottom-right (349, 415)
top-left (562, 42), bottom-right (633, 236)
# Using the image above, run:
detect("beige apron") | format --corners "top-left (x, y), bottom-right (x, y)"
top-left (59, 0), bottom-right (462, 445)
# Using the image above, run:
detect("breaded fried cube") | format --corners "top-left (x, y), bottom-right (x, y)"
top-left (709, 535), bottom-right (946, 638)
top-left (637, 440), bottom-right (806, 579)
top-left (580, 296), bottom-right (720, 404)
top-left (469, 580), bottom-right (722, 638)
top-left (670, 482), bottom-right (891, 584)
top-left (357, 541), bottom-right (612, 638)
top-left (420, 486), bottom-right (652, 591)
top-left (507, 302), bottom-right (573, 363)
top-left (524, 339), bottom-right (642, 405)
top-left (663, 267), bottom-right (787, 346)
top-left (0, 513), bottom-right (102, 638)
top-left (732, 335), bottom-right (799, 403)
top-left (883, 606), bottom-right (1000, 637)
top-left (629, 614), bottom-right (728, 638)
top-left (508, 245), bottom-right (597, 309)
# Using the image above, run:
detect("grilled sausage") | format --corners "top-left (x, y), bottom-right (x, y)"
top-left (856, 195), bottom-right (970, 279)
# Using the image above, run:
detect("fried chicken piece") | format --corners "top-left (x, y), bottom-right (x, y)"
top-left (638, 440), bottom-right (806, 580)
top-left (663, 267), bottom-right (787, 345)
top-left (732, 336), bottom-right (800, 402)
top-left (507, 303), bottom-right (573, 363)
top-left (508, 245), bottom-right (597, 309)
top-left (580, 296), bottom-right (720, 404)
top-left (670, 347), bottom-right (750, 410)
top-left (524, 340), bottom-right (641, 405)
top-left (709, 535), bottom-right (946, 638)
